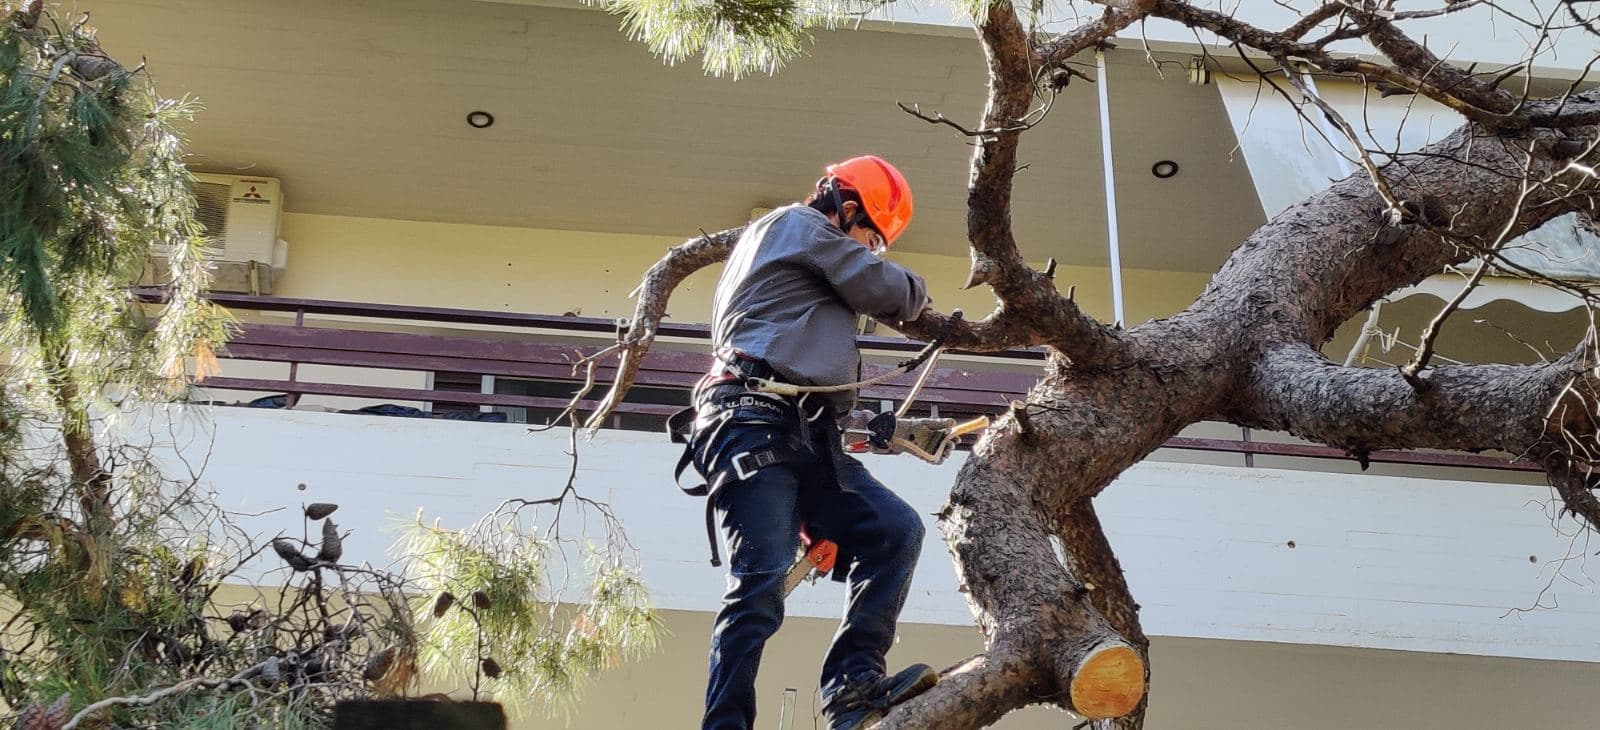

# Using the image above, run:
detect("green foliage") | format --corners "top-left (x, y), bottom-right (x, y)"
top-left (0, 3), bottom-right (258, 726)
top-left (0, 5), bottom-right (659, 727)
top-left (402, 512), bottom-right (661, 719)
top-left (590, 0), bottom-right (890, 77)
top-left (0, 3), bottom-right (228, 408)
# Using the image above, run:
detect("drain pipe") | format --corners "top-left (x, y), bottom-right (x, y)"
top-left (1096, 49), bottom-right (1127, 326)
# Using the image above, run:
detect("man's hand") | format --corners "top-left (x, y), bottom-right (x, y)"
top-left (891, 417), bottom-right (957, 458)
top-left (841, 412), bottom-right (962, 463)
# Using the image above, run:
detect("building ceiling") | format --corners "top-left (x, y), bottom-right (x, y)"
top-left (94, 0), bottom-right (1267, 273)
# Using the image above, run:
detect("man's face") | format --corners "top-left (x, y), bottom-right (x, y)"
top-left (841, 201), bottom-right (887, 256)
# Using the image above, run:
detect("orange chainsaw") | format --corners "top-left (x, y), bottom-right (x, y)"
top-left (785, 416), bottom-right (990, 594)
top-left (783, 528), bottom-right (839, 596)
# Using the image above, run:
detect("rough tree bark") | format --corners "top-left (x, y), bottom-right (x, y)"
top-left (590, 1), bottom-right (1600, 727)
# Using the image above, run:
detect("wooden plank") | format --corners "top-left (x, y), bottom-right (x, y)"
top-left (226, 324), bottom-right (1036, 410)
top-left (232, 324), bottom-right (713, 375)
top-left (221, 342), bottom-right (705, 388)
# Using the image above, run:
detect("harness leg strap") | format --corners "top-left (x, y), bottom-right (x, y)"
top-left (705, 500), bottom-right (722, 568)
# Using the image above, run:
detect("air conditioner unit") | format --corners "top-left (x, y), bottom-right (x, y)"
top-left (148, 173), bottom-right (288, 294)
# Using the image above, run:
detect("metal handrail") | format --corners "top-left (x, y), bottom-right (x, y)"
top-left (134, 289), bottom-right (1046, 360)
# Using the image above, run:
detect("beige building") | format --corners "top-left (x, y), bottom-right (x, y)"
top-left (93, 0), bottom-right (1600, 727)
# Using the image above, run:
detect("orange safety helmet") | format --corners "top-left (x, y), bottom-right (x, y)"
top-left (824, 155), bottom-right (914, 246)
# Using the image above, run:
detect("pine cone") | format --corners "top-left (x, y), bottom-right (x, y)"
top-left (177, 555), bottom-right (205, 587)
top-left (271, 539), bottom-right (314, 571)
top-left (303, 657), bottom-right (326, 683)
top-left (226, 612), bottom-right (250, 633)
top-left (470, 590), bottom-right (492, 610)
top-left (13, 699), bottom-right (44, 730)
top-left (431, 591), bottom-right (456, 618)
top-left (314, 520), bottom-right (342, 564)
top-left (67, 54), bottom-right (121, 82)
top-left (304, 503), bottom-right (338, 520)
top-left (324, 621), bottom-right (359, 642)
top-left (42, 694), bottom-right (69, 729)
top-left (480, 658), bottom-right (503, 679)
top-left (363, 646), bottom-right (398, 682)
top-left (259, 657), bottom-right (282, 688)
top-left (12, 692), bottom-right (68, 730)
top-left (15, 1), bottom-right (42, 29)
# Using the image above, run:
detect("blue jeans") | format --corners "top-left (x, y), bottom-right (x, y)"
top-left (698, 420), bottom-right (925, 730)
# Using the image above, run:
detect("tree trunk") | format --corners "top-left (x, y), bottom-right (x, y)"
top-left (43, 338), bottom-right (111, 528)
top-left (593, 3), bottom-right (1600, 723)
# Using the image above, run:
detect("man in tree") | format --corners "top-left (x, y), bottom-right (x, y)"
top-left (685, 155), bottom-right (946, 730)
top-left (585, 0), bottom-right (1600, 724)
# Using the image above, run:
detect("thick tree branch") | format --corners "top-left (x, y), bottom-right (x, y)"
top-left (1525, 96), bottom-right (1600, 129)
top-left (963, 0), bottom-right (1040, 296)
top-left (1360, 17), bottom-right (1516, 116)
top-left (583, 227), bottom-right (743, 431)
top-left (1183, 117), bottom-right (1598, 348)
top-left (878, 651), bottom-right (1043, 729)
top-left (951, 2), bottom-right (1136, 367)
top-left (1147, 0), bottom-right (1321, 56)
top-left (918, 433), bottom-right (1144, 723)
top-left (1034, 0), bottom-right (1155, 70)
top-left (1238, 338), bottom-right (1600, 537)
top-left (1058, 499), bottom-right (1150, 730)
top-left (1236, 343), bottom-right (1591, 459)
top-left (1545, 453), bottom-right (1600, 534)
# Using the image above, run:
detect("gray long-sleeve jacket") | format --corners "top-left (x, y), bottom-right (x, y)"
top-left (711, 204), bottom-right (930, 411)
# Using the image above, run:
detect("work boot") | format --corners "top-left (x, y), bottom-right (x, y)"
top-left (822, 663), bottom-right (939, 730)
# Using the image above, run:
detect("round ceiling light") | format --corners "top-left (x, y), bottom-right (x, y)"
top-left (466, 111), bottom-right (495, 129)
top-left (1151, 160), bottom-right (1179, 179)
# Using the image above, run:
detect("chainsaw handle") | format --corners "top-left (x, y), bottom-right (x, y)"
top-left (949, 416), bottom-right (990, 438)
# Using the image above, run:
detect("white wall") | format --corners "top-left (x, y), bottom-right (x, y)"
top-left (126, 405), bottom-right (1600, 664)
top-left (1217, 77), bottom-right (1462, 219)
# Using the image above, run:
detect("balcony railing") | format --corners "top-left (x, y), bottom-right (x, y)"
top-left (143, 290), bottom-right (1541, 475)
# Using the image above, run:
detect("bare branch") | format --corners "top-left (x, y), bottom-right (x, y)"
top-left (897, 101), bottom-right (1000, 138)
top-left (1393, 0), bottom-right (1487, 21)
top-left (1400, 140), bottom-right (1549, 383)
top-left (1360, 17), bottom-right (1512, 114)
top-left (879, 652), bottom-right (1041, 729)
top-left (1277, 61), bottom-right (1403, 210)
top-left (1568, 0), bottom-right (1600, 37)
top-left (61, 660), bottom-right (274, 730)
top-left (1281, 3), bottom-right (1344, 40)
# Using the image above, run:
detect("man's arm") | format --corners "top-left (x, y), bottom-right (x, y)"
top-left (799, 226), bottom-right (930, 321)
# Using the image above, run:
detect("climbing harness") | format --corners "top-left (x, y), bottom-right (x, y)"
top-left (667, 312), bottom-right (978, 565)
top-left (741, 311), bottom-right (962, 398)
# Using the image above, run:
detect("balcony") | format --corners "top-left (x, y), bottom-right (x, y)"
top-left (165, 290), bottom-right (1543, 483)
top-left (122, 296), bottom-right (1600, 708)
